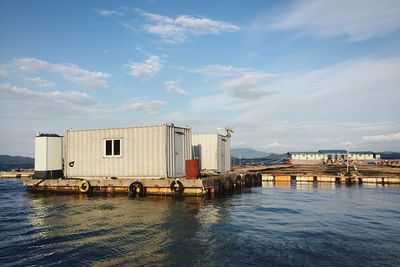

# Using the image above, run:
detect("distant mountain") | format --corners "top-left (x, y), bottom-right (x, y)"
top-left (232, 153), bottom-right (286, 166)
top-left (231, 148), bottom-right (270, 159)
top-left (0, 155), bottom-right (34, 171)
top-left (380, 152), bottom-right (400, 160)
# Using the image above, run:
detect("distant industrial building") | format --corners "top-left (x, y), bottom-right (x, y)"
top-left (287, 150), bottom-right (381, 164)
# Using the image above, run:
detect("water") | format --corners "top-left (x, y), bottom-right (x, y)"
top-left (1, 179), bottom-right (399, 267)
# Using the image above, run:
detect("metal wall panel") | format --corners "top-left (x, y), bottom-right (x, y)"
top-left (35, 137), bottom-right (47, 171)
top-left (192, 134), bottom-right (219, 171)
top-left (64, 125), bottom-right (191, 179)
top-left (35, 136), bottom-right (63, 171)
top-left (47, 137), bottom-right (63, 170)
top-left (224, 136), bottom-right (231, 172)
top-left (217, 135), bottom-right (231, 172)
top-left (65, 126), bottom-right (164, 178)
top-left (165, 126), bottom-right (192, 178)
top-left (192, 133), bottom-right (231, 173)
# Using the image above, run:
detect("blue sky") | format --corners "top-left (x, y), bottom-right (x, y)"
top-left (1, 0), bottom-right (400, 156)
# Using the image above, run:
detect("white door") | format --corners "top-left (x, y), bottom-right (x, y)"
top-left (174, 132), bottom-right (184, 177)
top-left (220, 139), bottom-right (226, 172)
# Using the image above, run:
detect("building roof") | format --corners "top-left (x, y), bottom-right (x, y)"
top-left (287, 152), bottom-right (320, 154)
top-left (318, 150), bottom-right (347, 154)
top-left (349, 151), bottom-right (376, 154)
top-left (288, 150), bottom-right (379, 155)
top-left (37, 133), bottom-right (62, 137)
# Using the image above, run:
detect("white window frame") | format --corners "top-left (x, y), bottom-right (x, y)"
top-left (104, 138), bottom-right (122, 157)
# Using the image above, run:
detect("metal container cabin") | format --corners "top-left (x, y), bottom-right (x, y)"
top-left (34, 133), bottom-right (63, 179)
top-left (192, 133), bottom-right (231, 173)
top-left (64, 125), bottom-right (192, 179)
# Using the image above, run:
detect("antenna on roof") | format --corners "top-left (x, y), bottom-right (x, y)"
top-left (225, 127), bottom-right (234, 137)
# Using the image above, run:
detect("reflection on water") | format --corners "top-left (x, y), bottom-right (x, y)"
top-left (1, 179), bottom-right (400, 266)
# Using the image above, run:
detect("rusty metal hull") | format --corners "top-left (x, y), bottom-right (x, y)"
top-left (22, 172), bottom-right (263, 197)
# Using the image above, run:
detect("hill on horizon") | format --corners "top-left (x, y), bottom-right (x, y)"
top-left (231, 148), bottom-right (270, 159)
top-left (0, 155), bottom-right (34, 171)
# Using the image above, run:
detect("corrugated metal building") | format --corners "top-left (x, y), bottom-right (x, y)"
top-left (34, 133), bottom-right (63, 179)
top-left (349, 151), bottom-right (380, 161)
top-left (288, 150), bottom-right (381, 163)
top-left (192, 133), bottom-right (231, 173)
top-left (64, 124), bottom-right (192, 179)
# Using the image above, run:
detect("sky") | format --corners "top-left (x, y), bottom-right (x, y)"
top-left (0, 0), bottom-right (400, 156)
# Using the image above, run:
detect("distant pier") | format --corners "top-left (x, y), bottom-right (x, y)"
top-left (254, 164), bottom-right (400, 184)
top-left (1, 170), bottom-right (33, 179)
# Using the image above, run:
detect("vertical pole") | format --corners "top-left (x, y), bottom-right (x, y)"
top-left (346, 150), bottom-right (349, 173)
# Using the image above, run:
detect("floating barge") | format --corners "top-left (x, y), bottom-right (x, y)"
top-left (23, 172), bottom-right (263, 196)
top-left (255, 164), bottom-right (400, 184)
top-left (23, 124), bottom-right (262, 196)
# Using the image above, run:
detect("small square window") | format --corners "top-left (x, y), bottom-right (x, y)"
top-left (114, 140), bottom-right (120, 156)
top-left (105, 140), bottom-right (112, 156)
top-left (104, 139), bottom-right (121, 157)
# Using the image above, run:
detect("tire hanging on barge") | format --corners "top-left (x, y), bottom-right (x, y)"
top-left (129, 182), bottom-right (145, 197)
top-left (78, 180), bottom-right (91, 193)
top-left (170, 180), bottom-right (184, 195)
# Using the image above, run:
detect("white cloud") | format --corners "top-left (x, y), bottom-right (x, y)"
top-left (14, 58), bottom-right (110, 88)
top-left (191, 64), bottom-right (249, 77)
top-left (0, 65), bottom-right (8, 76)
top-left (0, 83), bottom-right (93, 105)
top-left (186, 56), bottom-right (400, 152)
top-left (222, 71), bottom-right (274, 99)
top-left (0, 83), bottom-right (167, 119)
top-left (0, 83), bottom-right (99, 120)
top-left (26, 76), bottom-right (56, 88)
top-left (264, 142), bottom-right (285, 148)
top-left (341, 141), bottom-right (354, 148)
top-left (270, 0), bottom-right (400, 41)
top-left (164, 80), bottom-right (188, 95)
top-left (121, 98), bottom-right (166, 113)
top-left (95, 9), bottom-right (123, 17)
top-left (136, 9), bottom-right (240, 43)
top-left (125, 55), bottom-right (161, 78)
top-left (363, 132), bottom-right (400, 142)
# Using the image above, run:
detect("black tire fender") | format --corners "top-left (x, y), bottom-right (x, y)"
top-left (170, 180), bottom-right (184, 194)
top-left (129, 181), bottom-right (144, 197)
top-left (78, 180), bottom-right (91, 193)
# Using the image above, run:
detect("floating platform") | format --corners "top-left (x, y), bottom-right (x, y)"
top-left (251, 164), bottom-right (400, 184)
top-left (1, 171), bottom-right (33, 179)
top-left (22, 172), bottom-right (263, 197)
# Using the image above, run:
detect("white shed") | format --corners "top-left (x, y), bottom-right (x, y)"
top-left (64, 124), bottom-right (192, 179)
top-left (34, 133), bottom-right (63, 179)
top-left (192, 133), bottom-right (231, 173)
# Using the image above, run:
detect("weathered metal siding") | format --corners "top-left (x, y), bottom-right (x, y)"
top-left (64, 125), bottom-right (191, 179)
top-left (192, 134), bottom-right (218, 171)
top-left (35, 136), bottom-right (63, 171)
top-left (192, 133), bottom-right (231, 173)
top-left (65, 125), bottom-right (168, 179)
top-left (224, 136), bottom-right (231, 172)
top-left (217, 135), bottom-right (231, 173)
top-left (166, 126), bottom-right (192, 178)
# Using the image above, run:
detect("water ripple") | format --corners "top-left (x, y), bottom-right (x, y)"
top-left (0, 179), bottom-right (399, 266)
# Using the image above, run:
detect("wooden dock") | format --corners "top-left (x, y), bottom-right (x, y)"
top-left (1, 171), bottom-right (33, 179)
top-left (22, 172), bottom-right (263, 197)
top-left (248, 164), bottom-right (400, 184)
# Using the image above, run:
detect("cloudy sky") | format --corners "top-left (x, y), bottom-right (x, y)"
top-left (1, 0), bottom-right (400, 156)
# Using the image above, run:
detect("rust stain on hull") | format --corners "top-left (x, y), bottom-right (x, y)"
top-left (23, 172), bottom-right (263, 197)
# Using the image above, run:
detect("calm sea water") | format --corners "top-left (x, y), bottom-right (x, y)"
top-left (0, 179), bottom-right (399, 267)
